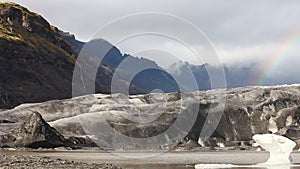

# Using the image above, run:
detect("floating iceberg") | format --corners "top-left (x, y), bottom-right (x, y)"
top-left (253, 134), bottom-right (296, 165)
top-left (195, 134), bottom-right (296, 169)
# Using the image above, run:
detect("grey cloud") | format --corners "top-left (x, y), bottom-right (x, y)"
top-left (7, 0), bottom-right (300, 43)
top-left (3, 0), bottom-right (300, 68)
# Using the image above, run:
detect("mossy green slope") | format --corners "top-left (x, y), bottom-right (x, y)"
top-left (0, 2), bottom-right (115, 108)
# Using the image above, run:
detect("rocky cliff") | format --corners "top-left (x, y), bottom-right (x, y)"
top-left (1, 84), bottom-right (300, 149)
top-left (0, 2), bottom-right (180, 109)
top-left (0, 2), bottom-right (132, 109)
top-left (0, 111), bottom-right (66, 148)
top-left (0, 111), bottom-right (97, 148)
top-left (0, 2), bottom-right (74, 108)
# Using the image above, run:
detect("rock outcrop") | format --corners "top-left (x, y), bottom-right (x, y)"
top-left (11, 111), bottom-right (67, 148)
top-left (0, 111), bottom-right (68, 148)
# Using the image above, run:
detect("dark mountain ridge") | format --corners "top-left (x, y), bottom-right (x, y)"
top-left (0, 2), bottom-right (125, 109)
top-left (0, 2), bottom-right (178, 109)
top-left (0, 2), bottom-right (290, 110)
top-left (74, 38), bottom-right (180, 93)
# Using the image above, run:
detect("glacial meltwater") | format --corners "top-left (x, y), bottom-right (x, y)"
top-left (2, 149), bottom-right (300, 169)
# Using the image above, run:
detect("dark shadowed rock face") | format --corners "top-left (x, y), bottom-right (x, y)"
top-left (0, 3), bottom-right (77, 109)
top-left (0, 133), bottom-right (16, 147)
top-left (67, 136), bottom-right (98, 147)
top-left (283, 125), bottom-right (300, 140)
top-left (174, 140), bottom-right (201, 151)
top-left (0, 2), bottom-right (133, 109)
top-left (0, 111), bottom-right (98, 148)
top-left (11, 112), bottom-right (67, 148)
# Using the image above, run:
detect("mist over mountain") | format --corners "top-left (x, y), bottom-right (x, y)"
top-left (167, 59), bottom-right (300, 90)
top-left (167, 61), bottom-right (259, 90)
top-left (0, 2), bottom-right (298, 110)
top-left (67, 33), bottom-right (296, 92)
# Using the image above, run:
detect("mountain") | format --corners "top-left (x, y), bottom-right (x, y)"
top-left (167, 61), bottom-right (257, 90)
top-left (0, 2), bottom-right (126, 109)
top-left (72, 38), bottom-right (180, 93)
top-left (58, 30), bottom-right (84, 56)
top-left (0, 2), bottom-right (287, 110)
top-left (0, 2), bottom-right (178, 109)
top-left (167, 61), bottom-right (211, 91)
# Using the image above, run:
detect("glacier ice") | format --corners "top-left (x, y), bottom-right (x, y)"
top-left (252, 134), bottom-right (296, 165)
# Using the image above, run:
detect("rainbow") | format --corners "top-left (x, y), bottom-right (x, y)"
top-left (257, 29), bottom-right (300, 85)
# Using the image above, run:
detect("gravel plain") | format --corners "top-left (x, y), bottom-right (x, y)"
top-left (0, 153), bottom-right (126, 169)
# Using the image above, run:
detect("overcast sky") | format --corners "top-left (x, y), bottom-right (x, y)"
top-left (4, 0), bottom-right (300, 69)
